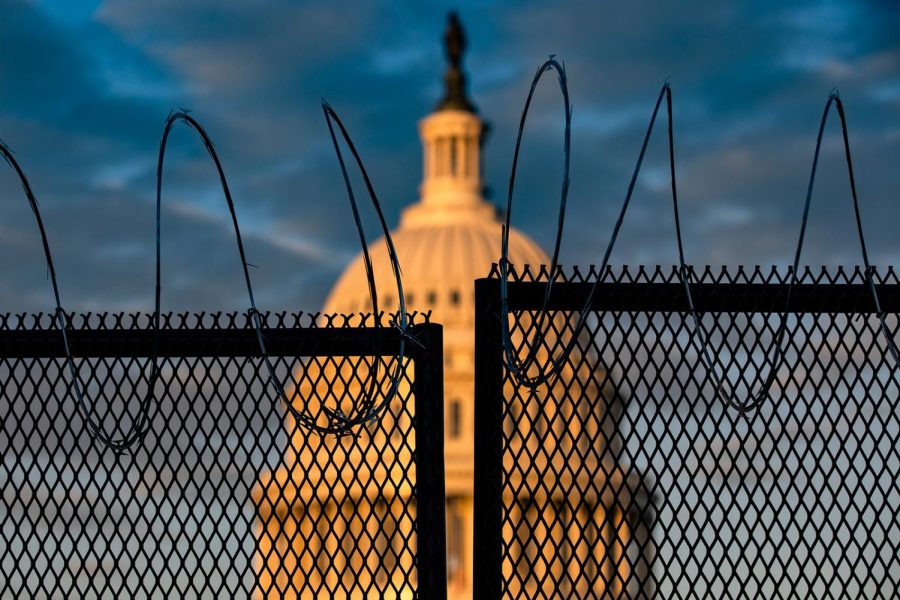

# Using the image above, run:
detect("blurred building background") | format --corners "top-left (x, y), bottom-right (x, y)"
top-left (253, 15), bottom-right (652, 599)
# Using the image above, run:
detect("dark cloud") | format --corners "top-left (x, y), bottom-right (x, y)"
top-left (0, 0), bottom-right (898, 314)
top-left (476, 0), bottom-right (900, 270)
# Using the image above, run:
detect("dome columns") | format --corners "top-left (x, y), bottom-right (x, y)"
top-left (418, 109), bottom-right (484, 208)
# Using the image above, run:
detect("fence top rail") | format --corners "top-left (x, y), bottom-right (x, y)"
top-left (0, 309), bottom-right (430, 331)
top-left (480, 264), bottom-right (900, 313)
top-left (487, 263), bottom-right (900, 285)
top-left (0, 310), bottom-right (436, 358)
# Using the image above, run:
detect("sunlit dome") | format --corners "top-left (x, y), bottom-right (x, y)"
top-left (323, 18), bottom-right (548, 324)
top-left (317, 21), bottom-right (553, 599)
top-left (324, 204), bottom-right (549, 325)
top-left (254, 14), bottom-right (600, 600)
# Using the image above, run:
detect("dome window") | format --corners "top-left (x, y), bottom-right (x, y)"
top-left (450, 290), bottom-right (461, 306)
top-left (449, 399), bottom-right (462, 439)
top-left (427, 291), bottom-right (438, 305)
top-left (450, 136), bottom-right (458, 176)
top-left (436, 137), bottom-right (446, 177)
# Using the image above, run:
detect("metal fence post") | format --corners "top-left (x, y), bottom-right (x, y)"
top-left (412, 322), bottom-right (448, 599)
top-left (473, 277), bottom-right (503, 599)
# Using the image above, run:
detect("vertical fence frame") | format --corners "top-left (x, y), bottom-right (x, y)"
top-left (412, 322), bottom-right (449, 599)
top-left (473, 278), bottom-right (504, 598)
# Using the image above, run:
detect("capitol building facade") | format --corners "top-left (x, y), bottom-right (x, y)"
top-left (253, 14), bottom-right (651, 599)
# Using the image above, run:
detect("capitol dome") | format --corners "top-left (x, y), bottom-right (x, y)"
top-left (324, 205), bottom-right (548, 325)
top-left (317, 32), bottom-right (553, 597)
top-left (253, 14), bottom-right (649, 600)
top-left (255, 14), bottom-right (553, 596)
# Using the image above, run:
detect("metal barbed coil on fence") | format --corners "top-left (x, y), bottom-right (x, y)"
top-left (0, 104), bottom-right (410, 450)
top-left (499, 57), bottom-right (899, 411)
top-left (0, 141), bottom-right (152, 452)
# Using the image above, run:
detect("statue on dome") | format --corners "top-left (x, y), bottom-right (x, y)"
top-left (437, 11), bottom-right (476, 113)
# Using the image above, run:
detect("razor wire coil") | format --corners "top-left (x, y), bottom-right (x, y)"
top-left (498, 59), bottom-right (898, 411)
top-left (0, 104), bottom-right (411, 449)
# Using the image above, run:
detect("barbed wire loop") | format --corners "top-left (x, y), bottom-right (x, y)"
top-left (500, 62), bottom-right (896, 411)
top-left (500, 61), bottom-right (679, 390)
top-left (499, 57), bottom-right (572, 389)
top-left (157, 109), bottom-right (408, 435)
top-left (1, 140), bottom-right (158, 454)
top-left (319, 101), bottom-right (408, 433)
top-left (672, 90), bottom-right (898, 412)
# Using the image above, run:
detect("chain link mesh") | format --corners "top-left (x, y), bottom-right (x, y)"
top-left (475, 265), bottom-right (900, 599)
top-left (0, 311), bottom-right (443, 599)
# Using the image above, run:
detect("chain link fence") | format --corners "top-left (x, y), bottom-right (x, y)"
top-left (0, 311), bottom-right (445, 599)
top-left (474, 265), bottom-right (900, 599)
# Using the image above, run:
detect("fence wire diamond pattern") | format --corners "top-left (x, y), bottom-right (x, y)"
top-left (474, 266), bottom-right (900, 599)
top-left (0, 311), bottom-right (445, 599)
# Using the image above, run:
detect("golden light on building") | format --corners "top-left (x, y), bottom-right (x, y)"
top-left (253, 13), bottom-right (652, 599)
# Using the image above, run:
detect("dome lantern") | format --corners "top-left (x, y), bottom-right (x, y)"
top-left (404, 12), bottom-right (490, 228)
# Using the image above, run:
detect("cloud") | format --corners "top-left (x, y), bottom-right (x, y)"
top-left (0, 0), bottom-right (897, 314)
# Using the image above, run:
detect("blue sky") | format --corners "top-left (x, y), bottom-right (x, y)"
top-left (0, 0), bottom-right (898, 312)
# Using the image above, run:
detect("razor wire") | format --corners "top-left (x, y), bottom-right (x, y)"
top-left (499, 58), bottom-right (675, 390)
top-left (0, 140), bottom-right (158, 453)
top-left (319, 101), bottom-right (409, 432)
top-left (0, 105), bottom-right (410, 448)
top-left (499, 58), bottom-right (898, 411)
top-left (678, 90), bottom-right (900, 412)
top-left (499, 57), bottom-right (572, 390)
top-left (157, 108), bottom-right (408, 436)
